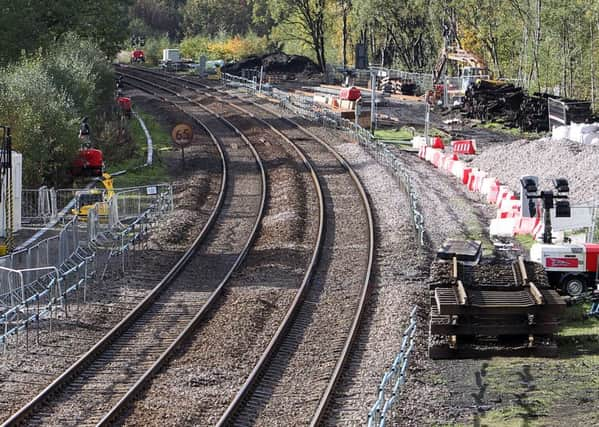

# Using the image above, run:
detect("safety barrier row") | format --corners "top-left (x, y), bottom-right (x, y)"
top-left (22, 186), bottom-right (57, 225)
top-left (0, 185), bottom-right (172, 350)
top-left (222, 74), bottom-right (426, 246)
top-left (417, 144), bottom-right (545, 239)
top-left (367, 306), bottom-right (418, 427)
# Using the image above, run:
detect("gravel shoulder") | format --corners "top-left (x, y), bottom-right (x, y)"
top-left (260, 91), bottom-right (598, 427)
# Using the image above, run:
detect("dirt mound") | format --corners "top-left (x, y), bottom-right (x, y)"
top-left (222, 52), bottom-right (320, 75)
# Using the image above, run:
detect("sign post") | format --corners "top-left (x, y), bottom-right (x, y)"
top-left (171, 123), bottom-right (193, 167)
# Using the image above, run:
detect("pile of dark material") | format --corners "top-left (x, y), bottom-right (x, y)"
top-left (463, 80), bottom-right (592, 133)
top-left (222, 52), bottom-right (320, 76)
top-left (379, 77), bottom-right (419, 96)
top-left (463, 80), bottom-right (525, 126)
top-left (519, 93), bottom-right (549, 132)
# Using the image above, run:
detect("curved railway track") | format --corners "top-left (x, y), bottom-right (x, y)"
top-left (118, 67), bottom-right (375, 426)
top-left (109, 68), bottom-right (325, 426)
top-left (2, 76), bottom-right (267, 426)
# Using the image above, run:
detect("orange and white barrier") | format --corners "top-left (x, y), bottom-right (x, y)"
top-left (415, 142), bottom-right (543, 238)
top-left (480, 177), bottom-right (498, 196)
top-left (514, 216), bottom-right (540, 235)
top-left (451, 139), bottom-right (476, 155)
top-left (486, 182), bottom-right (500, 204)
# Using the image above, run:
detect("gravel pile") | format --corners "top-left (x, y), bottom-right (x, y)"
top-left (469, 137), bottom-right (599, 203)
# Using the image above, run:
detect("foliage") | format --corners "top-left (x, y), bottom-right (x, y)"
top-left (180, 34), bottom-right (269, 61)
top-left (142, 34), bottom-right (173, 65)
top-left (182, 0), bottom-right (254, 38)
top-left (267, 0), bottom-right (329, 71)
top-left (106, 110), bottom-right (170, 187)
top-left (0, 34), bottom-right (115, 187)
top-left (130, 0), bottom-right (183, 39)
top-left (0, 0), bottom-right (132, 64)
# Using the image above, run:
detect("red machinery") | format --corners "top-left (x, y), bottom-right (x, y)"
top-left (131, 49), bottom-right (145, 63)
top-left (71, 148), bottom-right (104, 177)
top-left (117, 96), bottom-right (132, 117)
top-left (340, 86), bottom-right (361, 101)
top-left (530, 242), bottom-right (599, 296)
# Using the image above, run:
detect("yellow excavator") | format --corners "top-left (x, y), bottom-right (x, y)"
top-left (432, 41), bottom-right (493, 105)
top-left (72, 172), bottom-right (120, 219)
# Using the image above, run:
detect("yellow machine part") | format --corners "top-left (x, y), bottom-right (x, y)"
top-left (71, 172), bottom-right (115, 219)
top-left (207, 66), bottom-right (222, 80)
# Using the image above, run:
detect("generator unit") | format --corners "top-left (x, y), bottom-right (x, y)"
top-left (71, 148), bottom-right (104, 177)
top-left (131, 49), bottom-right (145, 63)
top-left (530, 242), bottom-right (599, 296)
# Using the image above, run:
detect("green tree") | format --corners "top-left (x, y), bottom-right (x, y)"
top-left (182, 0), bottom-right (253, 37)
top-left (131, 0), bottom-right (183, 39)
top-left (353, 0), bottom-right (436, 70)
top-left (268, 0), bottom-right (328, 71)
top-left (0, 0), bottom-right (131, 64)
top-left (0, 34), bottom-right (115, 186)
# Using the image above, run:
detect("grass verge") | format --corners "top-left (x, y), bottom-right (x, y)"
top-left (106, 110), bottom-right (172, 188)
top-left (479, 121), bottom-right (545, 140)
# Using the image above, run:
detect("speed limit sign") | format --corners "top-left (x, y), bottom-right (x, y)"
top-left (171, 123), bottom-right (193, 148)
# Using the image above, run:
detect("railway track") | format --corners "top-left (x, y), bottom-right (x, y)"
top-left (2, 75), bottom-right (267, 426)
top-left (118, 67), bottom-right (375, 425)
top-left (112, 68), bottom-right (325, 425)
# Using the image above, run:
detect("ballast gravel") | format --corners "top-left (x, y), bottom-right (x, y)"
top-left (469, 137), bottom-right (599, 203)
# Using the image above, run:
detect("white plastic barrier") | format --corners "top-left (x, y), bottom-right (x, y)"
top-left (490, 217), bottom-right (517, 237)
top-left (412, 136), bottom-right (427, 149)
top-left (451, 160), bottom-right (465, 178)
top-left (480, 177), bottom-right (497, 196)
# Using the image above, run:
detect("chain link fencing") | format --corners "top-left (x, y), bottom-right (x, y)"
top-left (367, 306), bottom-right (418, 427)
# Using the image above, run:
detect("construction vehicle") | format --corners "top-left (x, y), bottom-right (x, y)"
top-left (432, 35), bottom-right (491, 105)
top-left (71, 172), bottom-right (119, 219)
top-left (130, 34), bottom-right (145, 63)
top-left (131, 49), bottom-right (145, 63)
top-left (71, 148), bottom-right (104, 177)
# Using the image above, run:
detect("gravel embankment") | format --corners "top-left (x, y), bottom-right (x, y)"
top-left (469, 137), bottom-right (599, 203)
top-left (322, 139), bottom-right (431, 425)
top-left (284, 113), bottom-right (498, 425)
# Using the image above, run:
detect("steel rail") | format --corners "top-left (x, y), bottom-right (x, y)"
top-left (116, 68), bottom-right (329, 423)
top-left (187, 74), bottom-right (375, 426)
top-left (91, 74), bottom-right (269, 425)
top-left (2, 75), bottom-right (266, 426)
top-left (121, 67), bottom-right (375, 425)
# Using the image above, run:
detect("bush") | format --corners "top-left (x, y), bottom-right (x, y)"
top-left (142, 34), bottom-right (172, 65)
top-left (0, 58), bottom-right (78, 186)
top-left (0, 33), bottom-right (115, 187)
top-left (180, 34), bottom-right (269, 62)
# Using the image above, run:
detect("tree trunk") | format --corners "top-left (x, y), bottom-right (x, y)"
top-left (342, 5), bottom-right (348, 68)
top-left (591, 21), bottom-right (596, 109)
